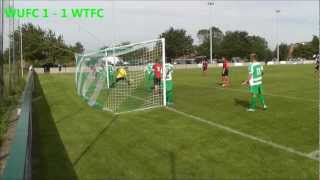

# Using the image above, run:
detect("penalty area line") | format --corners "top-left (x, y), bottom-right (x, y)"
top-left (166, 107), bottom-right (319, 161)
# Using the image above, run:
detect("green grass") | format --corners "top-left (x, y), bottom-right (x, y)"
top-left (32, 64), bottom-right (318, 179)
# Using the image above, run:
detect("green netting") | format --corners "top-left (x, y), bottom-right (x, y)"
top-left (75, 39), bottom-right (165, 113)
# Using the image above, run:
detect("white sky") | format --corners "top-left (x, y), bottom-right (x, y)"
top-left (5, 0), bottom-right (319, 52)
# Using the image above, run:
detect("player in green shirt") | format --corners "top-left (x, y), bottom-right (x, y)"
top-left (96, 63), bottom-right (107, 80)
top-left (165, 62), bottom-right (174, 105)
top-left (107, 63), bottom-right (116, 88)
top-left (242, 53), bottom-right (267, 111)
top-left (145, 63), bottom-right (154, 92)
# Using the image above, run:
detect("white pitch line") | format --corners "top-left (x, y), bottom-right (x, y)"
top-left (167, 107), bottom-right (319, 161)
top-left (115, 106), bottom-right (161, 115)
top-left (308, 150), bottom-right (319, 159)
top-left (214, 86), bottom-right (317, 103)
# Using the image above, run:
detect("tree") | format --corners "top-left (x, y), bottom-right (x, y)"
top-left (159, 27), bottom-right (193, 58)
top-left (197, 29), bottom-right (210, 44)
top-left (218, 31), bottom-right (251, 59)
top-left (311, 35), bottom-right (319, 55)
top-left (73, 42), bottom-right (84, 53)
top-left (17, 23), bottom-right (47, 63)
top-left (196, 27), bottom-right (224, 58)
top-left (197, 27), bottom-right (223, 44)
top-left (200, 30), bottom-right (272, 61)
top-left (264, 49), bottom-right (273, 62)
top-left (248, 36), bottom-right (271, 61)
top-left (292, 43), bottom-right (313, 59)
top-left (291, 36), bottom-right (319, 59)
top-left (276, 43), bottom-right (289, 61)
top-left (10, 23), bottom-right (84, 66)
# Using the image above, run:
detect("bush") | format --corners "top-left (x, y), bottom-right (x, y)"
top-left (0, 76), bottom-right (25, 143)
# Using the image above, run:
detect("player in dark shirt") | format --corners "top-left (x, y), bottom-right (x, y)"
top-left (315, 54), bottom-right (319, 72)
top-left (202, 58), bottom-right (208, 76)
top-left (221, 57), bottom-right (230, 87)
top-left (153, 60), bottom-right (162, 94)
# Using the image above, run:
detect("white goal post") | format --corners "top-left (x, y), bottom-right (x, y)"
top-left (75, 38), bottom-right (167, 114)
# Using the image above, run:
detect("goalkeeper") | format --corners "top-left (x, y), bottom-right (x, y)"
top-left (165, 61), bottom-right (174, 105)
top-left (111, 67), bottom-right (130, 87)
top-left (242, 53), bottom-right (267, 111)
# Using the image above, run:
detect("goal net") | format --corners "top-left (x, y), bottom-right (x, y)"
top-left (75, 38), bottom-right (166, 113)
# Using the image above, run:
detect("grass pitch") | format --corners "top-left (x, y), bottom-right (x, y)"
top-left (32, 64), bottom-right (318, 179)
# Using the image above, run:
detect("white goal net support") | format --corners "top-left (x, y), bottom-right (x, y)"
top-left (75, 38), bottom-right (166, 114)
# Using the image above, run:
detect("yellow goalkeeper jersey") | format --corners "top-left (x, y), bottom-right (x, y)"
top-left (117, 68), bottom-right (127, 78)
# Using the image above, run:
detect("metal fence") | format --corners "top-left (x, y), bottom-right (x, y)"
top-left (2, 70), bottom-right (34, 180)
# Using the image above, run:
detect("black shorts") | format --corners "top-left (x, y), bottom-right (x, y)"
top-left (315, 65), bottom-right (319, 70)
top-left (154, 77), bottom-right (161, 85)
top-left (116, 77), bottom-right (125, 82)
top-left (222, 69), bottom-right (229, 76)
top-left (202, 66), bottom-right (208, 71)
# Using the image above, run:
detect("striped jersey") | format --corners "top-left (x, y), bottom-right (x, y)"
top-left (145, 63), bottom-right (154, 74)
top-left (165, 63), bottom-right (174, 81)
top-left (107, 65), bottom-right (114, 75)
top-left (248, 62), bottom-right (263, 86)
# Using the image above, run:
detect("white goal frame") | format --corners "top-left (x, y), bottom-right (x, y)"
top-left (75, 38), bottom-right (167, 114)
top-left (162, 38), bottom-right (167, 107)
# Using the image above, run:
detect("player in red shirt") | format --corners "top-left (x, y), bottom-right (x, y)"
top-left (153, 60), bottom-right (162, 94)
top-left (221, 57), bottom-right (230, 87)
top-left (202, 58), bottom-right (208, 76)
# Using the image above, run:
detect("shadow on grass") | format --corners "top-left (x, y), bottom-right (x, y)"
top-left (32, 74), bottom-right (78, 180)
top-left (169, 151), bottom-right (176, 180)
top-left (72, 115), bottom-right (118, 166)
top-left (55, 108), bottom-right (85, 124)
top-left (234, 98), bottom-right (249, 108)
